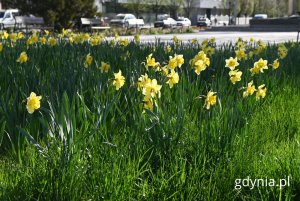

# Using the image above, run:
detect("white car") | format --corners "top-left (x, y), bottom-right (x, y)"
top-left (197, 17), bottom-right (211, 27)
top-left (177, 17), bottom-right (191, 27)
top-left (163, 18), bottom-right (177, 28)
top-left (0, 9), bottom-right (20, 28)
top-left (253, 14), bottom-right (268, 19)
top-left (110, 14), bottom-right (144, 28)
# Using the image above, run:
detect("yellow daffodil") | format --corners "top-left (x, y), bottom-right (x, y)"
top-left (114, 33), bottom-right (119, 39)
top-left (100, 61), bottom-right (110, 73)
top-left (17, 52), bottom-right (28, 63)
top-left (48, 37), bottom-right (57, 46)
top-left (235, 49), bottom-right (247, 60)
top-left (26, 92), bottom-right (42, 114)
top-left (236, 41), bottom-right (246, 49)
top-left (191, 38), bottom-right (198, 45)
top-left (168, 55), bottom-right (178, 69)
top-left (272, 59), bottom-right (280, 69)
top-left (18, 32), bottom-right (24, 39)
top-left (68, 36), bottom-right (74, 43)
top-left (194, 60), bottom-right (207, 75)
top-left (256, 84), bottom-right (267, 100)
top-left (84, 53), bottom-right (93, 67)
top-left (203, 46), bottom-right (215, 57)
top-left (40, 37), bottom-right (47, 45)
top-left (142, 79), bottom-right (162, 99)
top-left (2, 31), bottom-right (9, 39)
top-left (175, 54), bottom-right (184, 68)
top-left (166, 70), bottom-right (179, 88)
top-left (173, 36), bottom-right (179, 43)
top-left (204, 91), bottom-right (217, 110)
top-left (90, 37), bottom-right (99, 46)
top-left (134, 34), bottom-right (140, 44)
top-left (137, 74), bottom-right (151, 91)
top-left (143, 96), bottom-right (154, 111)
top-left (225, 57), bottom-right (239, 70)
top-left (190, 51), bottom-right (210, 75)
top-left (119, 38), bottom-right (129, 46)
top-left (31, 33), bottom-right (38, 43)
top-left (243, 81), bottom-right (256, 98)
top-left (145, 54), bottom-right (159, 70)
top-left (113, 70), bottom-right (125, 90)
top-left (165, 45), bottom-right (171, 53)
top-left (229, 70), bottom-right (242, 84)
top-left (191, 51), bottom-right (210, 66)
top-left (62, 28), bottom-right (69, 36)
top-left (83, 33), bottom-right (90, 41)
top-left (257, 40), bottom-right (266, 49)
top-left (9, 33), bottom-right (17, 42)
top-left (44, 30), bottom-right (50, 36)
top-left (201, 39), bottom-right (208, 47)
top-left (278, 44), bottom-right (288, 59)
top-left (161, 65), bottom-right (170, 76)
top-left (250, 58), bottom-right (268, 75)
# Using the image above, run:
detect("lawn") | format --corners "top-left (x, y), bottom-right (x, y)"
top-left (0, 32), bottom-right (299, 200)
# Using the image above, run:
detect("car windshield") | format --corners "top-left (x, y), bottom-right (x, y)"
top-left (0, 12), bottom-right (4, 18)
top-left (177, 19), bottom-right (184, 21)
top-left (116, 15), bottom-right (125, 19)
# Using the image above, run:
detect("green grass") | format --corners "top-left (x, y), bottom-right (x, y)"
top-left (0, 35), bottom-right (299, 200)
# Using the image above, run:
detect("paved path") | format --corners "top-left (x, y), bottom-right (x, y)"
top-left (118, 31), bottom-right (298, 44)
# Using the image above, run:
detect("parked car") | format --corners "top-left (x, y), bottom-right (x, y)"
top-left (176, 17), bottom-right (191, 27)
top-left (0, 9), bottom-right (20, 29)
top-left (110, 13), bottom-right (144, 28)
top-left (197, 17), bottom-right (211, 27)
top-left (163, 18), bottom-right (177, 28)
top-left (154, 14), bottom-right (169, 28)
top-left (253, 14), bottom-right (268, 19)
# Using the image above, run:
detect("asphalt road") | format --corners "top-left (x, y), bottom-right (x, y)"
top-left (120, 31), bottom-right (299, 44)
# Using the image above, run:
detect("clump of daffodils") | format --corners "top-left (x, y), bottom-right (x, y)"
top-left (190, 51), bottom-right (210, 75)
top-left (201, 38), bottom-right (216, 57)
top-left (168, 54), bottom-right (184, 70)
top-left (26, 92), bottom-right (42, 114)
top-left (137, 74), bottom-right (162, 111)
top-left (250, 58), bottom-right (268, 75)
